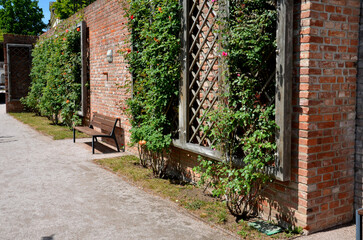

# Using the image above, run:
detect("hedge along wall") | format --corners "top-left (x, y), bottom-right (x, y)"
top-left (23, 12), bottom-right (85, 126)
top-left (49, 0), bottom-right (360, 233)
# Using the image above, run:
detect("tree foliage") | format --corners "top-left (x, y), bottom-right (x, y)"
top-left (0, 0), bottom-right (46, 35)
top-left (53, 0), bottom-right (96, 20)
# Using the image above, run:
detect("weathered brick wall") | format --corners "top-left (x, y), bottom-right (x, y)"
top-left (261, 0), bottom-right (359, 233)
top-left (84, 0), bottom-right (133, 151)
top-left (355, 1), bottom-right (363, 212)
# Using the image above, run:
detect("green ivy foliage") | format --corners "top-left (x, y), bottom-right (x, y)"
top-left (194, 0), bottom-right (277, 218)
top-left (22, 27), bottom-right (82, 126)
top-left (122, 0), bottom-right (181, 153)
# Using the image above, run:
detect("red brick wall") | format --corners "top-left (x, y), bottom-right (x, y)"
top-left (79, 0), bottom-right (360, 233)
top-left (260, 0), bottom-right (359, 233)
top-left (84, 0), bottom-right (133, 152)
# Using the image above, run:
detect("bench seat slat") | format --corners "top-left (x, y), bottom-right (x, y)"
top-left (91, 125), bottom-right (115, 133)
top-left (92, 119), bottom-right (116, 128)
top-left (74, 126), bottom-right (109, 136)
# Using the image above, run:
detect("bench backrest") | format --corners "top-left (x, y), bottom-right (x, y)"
top-left (90, 112), bottom-right (120, 136)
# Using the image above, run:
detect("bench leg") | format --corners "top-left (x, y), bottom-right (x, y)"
top-left (92, 136), bottom-right (95, 154)
top-left (357, 209), bottom-right (362, 240)
top-left (114, 137), bottom-right (120, 152)
top-left (73, 128), bottom-right (76, 143)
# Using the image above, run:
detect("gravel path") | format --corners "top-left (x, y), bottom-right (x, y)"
top-left (0, 104), bottom-right (235, 240)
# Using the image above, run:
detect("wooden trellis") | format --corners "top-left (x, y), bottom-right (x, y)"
top-left (176, 0), bottom-right (293, 181)
top-left (187, 0), bottom-right (219, 147)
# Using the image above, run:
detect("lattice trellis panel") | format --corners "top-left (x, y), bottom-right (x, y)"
top-left (8, 46), bottom-right (32, 100)
top-left (187, 0), bottom-right (219, 147)
top-left (257, 69), bottom-right (276, 106)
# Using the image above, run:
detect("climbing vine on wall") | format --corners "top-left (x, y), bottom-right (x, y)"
top-left (121, 0), bottom-right (181, 177)
top-left (22, 25), bottom-right (82, 127)
top-left (123, 0), bottom-right (277, 217)
top-left (194, 0), bottom-right (277, 218)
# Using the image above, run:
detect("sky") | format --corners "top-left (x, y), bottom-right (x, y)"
top-left (38, 0), bottom-right (52, 25)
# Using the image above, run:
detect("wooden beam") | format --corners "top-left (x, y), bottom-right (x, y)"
top-left (275, 0), bottom-right (293, 181)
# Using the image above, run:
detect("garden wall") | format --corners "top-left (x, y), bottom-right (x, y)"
top-left (65, 0), bottom-right (361, 233)
top-left (3, 34), bottom-right (38, 112)
top-left (83, 0), bottom-right (131, 151)
top-left (261, 0), bottom-right (359, 233)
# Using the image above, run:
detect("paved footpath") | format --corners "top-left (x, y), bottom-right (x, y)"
top-left (0, 104), bottom-right (235, 240)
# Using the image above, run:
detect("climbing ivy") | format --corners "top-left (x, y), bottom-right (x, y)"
top-left (121, 0), bottom-right (181, 176)
top-left (22, 26), bottom-right (82, 127)
top-left (194, 0), bottom-right (277, 218)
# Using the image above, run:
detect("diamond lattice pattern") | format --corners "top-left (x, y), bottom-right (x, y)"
top-left (187, 0), bottom-right (219, 147)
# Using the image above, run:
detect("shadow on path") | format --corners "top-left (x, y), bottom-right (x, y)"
top-left (41, 234), bottom-right (55, 240)
top-left (0, 136), bottom-right (17, 144)
top-left (84, 141), bottom-right (120, 154)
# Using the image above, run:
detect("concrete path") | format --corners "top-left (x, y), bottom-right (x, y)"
top-left (0, 104), bottom-right (235, 240)
top-left (297, 223), bottom-right (355, 240)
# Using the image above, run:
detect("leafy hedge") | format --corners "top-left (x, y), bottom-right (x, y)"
top-left (122, 0), bottom-right (181, 154)
top-left (22, 26), bottom-right (82, 127)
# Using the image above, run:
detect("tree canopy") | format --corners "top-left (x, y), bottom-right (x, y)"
top-left (0, 0), bottom-right (46, 36)
top-left (53, 0), bottom-right (96, 20)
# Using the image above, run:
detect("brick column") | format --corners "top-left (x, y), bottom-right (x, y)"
top-left (294, 0), bottom-right (359, 232)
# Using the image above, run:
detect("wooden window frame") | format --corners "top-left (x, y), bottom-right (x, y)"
top-left (77, 21), bottom-right (88, 117)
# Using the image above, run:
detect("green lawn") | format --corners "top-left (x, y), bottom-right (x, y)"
top-left (9, 112), bottom-right (88, 140)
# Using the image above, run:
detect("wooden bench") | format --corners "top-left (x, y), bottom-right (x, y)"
top-left (73, 112), bottom-right (123, 154)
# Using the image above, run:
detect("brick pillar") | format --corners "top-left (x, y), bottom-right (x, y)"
top-left (84, 0), bottom-right (133, 152)
top-left (294, 0), bottom-right (359, 232)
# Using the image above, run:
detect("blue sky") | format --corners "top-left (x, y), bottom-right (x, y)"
top-left (38, 0), bottom-right (52, 25)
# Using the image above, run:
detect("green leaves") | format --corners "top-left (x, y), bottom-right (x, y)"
top-left (21, 27), bottom-right (82, 127)
top-left (194, 0), bottom-right (277, 218)
top-left (122, 0), bottom-right (181, 153)
top-left (0, 0), bottom-right (46, 35)
top-left (52, 0), bottom-right (96, 20)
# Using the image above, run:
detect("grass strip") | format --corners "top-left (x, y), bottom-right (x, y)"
top-left (9, 112), bottom-right (88, 140)
top-left (96, 155), bottom-right (300, 239)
